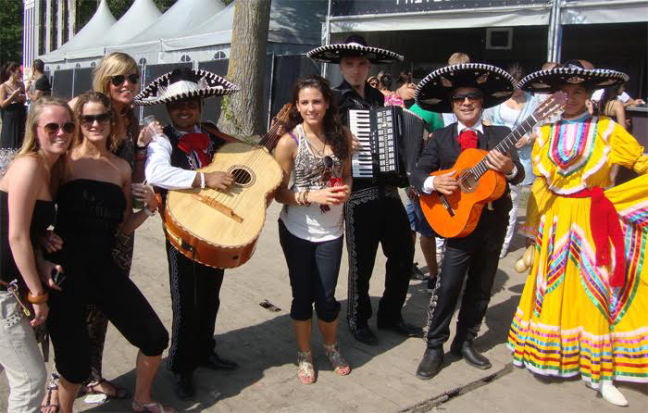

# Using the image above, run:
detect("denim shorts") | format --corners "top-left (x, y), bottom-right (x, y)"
top-left (406, 198), bottom-right (436, 238)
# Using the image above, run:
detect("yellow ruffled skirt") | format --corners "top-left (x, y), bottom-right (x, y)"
top-left (508, 175), bottom-right (648, 388)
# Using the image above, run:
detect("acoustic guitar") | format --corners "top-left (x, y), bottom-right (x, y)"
top-left (164, 104), bottom-right (292, 269)
top-left (419, 91), bottom-right (567, 238)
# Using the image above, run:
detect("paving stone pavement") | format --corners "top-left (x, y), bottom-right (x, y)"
top-left (1, 200), bottom-right (646, 412)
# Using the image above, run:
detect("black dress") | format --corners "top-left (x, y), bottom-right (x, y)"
top-left (46, 179), bottom-right (168, 383)
top-left (0, 102), bottom-right (27, 149)
top-left (0, 190), bottom-right (55, 287)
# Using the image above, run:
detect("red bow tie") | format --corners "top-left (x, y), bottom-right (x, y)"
top-left (178, 133), bottom-right (211, 167)
top-left (458, 129), bottom-right (478, 152)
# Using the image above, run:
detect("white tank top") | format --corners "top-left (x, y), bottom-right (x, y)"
top-left (279, 124), bottom-right (345, 242)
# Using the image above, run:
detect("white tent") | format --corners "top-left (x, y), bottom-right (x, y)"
top-left (159, 0), bottom-right (326, 63)
top-left (43, 0), bottom-right (116, 63)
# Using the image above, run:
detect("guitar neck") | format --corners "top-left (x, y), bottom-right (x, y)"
top-left (472, 114), bottom-right (538, 179)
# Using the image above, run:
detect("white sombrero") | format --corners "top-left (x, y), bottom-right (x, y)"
top-left (518, 65), bottom-right (628, 94)
top-left (134, 68), bottom-right (238, 106)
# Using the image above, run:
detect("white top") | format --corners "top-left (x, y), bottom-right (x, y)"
top-left (591, 89), bottom-right (630, 103)
top-left (279, 125), bottom-right (344, 242)
top-left (144, 126), bottom-right (198, 190)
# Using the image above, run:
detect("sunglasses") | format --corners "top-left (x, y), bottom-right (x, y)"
top-left (41, 122), bottom-right (75, 134)
top-left (81, 113), bottom-right (111, 125)
top-left (451, 92), bottom-right (483, 103)
top-left (111, 73), bottom-right (139, 86)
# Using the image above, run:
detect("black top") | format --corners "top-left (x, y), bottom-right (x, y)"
top-left (0, 190), bottom-right (55, 286)
top-left (411, 123), bottom-right (525, 219)
top-left (54, 180), bottom-right (126, 250)
top-left (34, 75), bottom-right (51, 95)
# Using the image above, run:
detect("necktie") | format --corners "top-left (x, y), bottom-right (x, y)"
top-left (458, 129), bottom-right (478, 152)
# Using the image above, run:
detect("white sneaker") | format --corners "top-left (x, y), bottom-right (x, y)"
top-left (600, 381), bottom-right (629, 407)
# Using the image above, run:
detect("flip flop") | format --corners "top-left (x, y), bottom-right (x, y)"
top-left (41, 374), bottom-right (60, 413)
top-left (132, 400), bottom-right (178, 413)
top-left (83, 378), bottom-right (131, 399)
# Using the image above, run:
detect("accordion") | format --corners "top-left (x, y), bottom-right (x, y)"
top-left (348, 106), bottom-right (425, 181)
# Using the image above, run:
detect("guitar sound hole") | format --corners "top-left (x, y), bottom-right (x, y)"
top-left (459, 171), bottom-right (478, 193)
top-left (229, 166), bottom-right (255, 187)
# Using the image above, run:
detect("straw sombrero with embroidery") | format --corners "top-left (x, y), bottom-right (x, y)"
top-left (414, 63), bottom-right (515, 113)
top-left (518, 65), bottom-right (628, 94)
top-left (134, 68), bottom-right (238, 106)
top-left (307, 35), bottom-right (403, 64)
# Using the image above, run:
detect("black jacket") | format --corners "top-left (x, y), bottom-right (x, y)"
top-left (411, 123), bottom-right (524, 218)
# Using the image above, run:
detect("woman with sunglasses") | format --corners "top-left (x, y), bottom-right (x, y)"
top-left (274, 75), bottom-right (352, 384)
top-left (0, 62), bottom-right (28, 149)
top-left (0, 97), bottom-right (72, 413)
top-left (45, 91), bottom-right (173, 413)
top-left (46, 52), bottom-right (159, 405)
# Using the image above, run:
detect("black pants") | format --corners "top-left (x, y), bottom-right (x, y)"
top-left (278, 220), bottom-right (343, 322)
top-left (48, 240), bottom-right (168, 384)
top-left (426, 209), bottom-right (507, 349)
top-left (166, 241), bottom-right (224, 375)
top-left (345, 187), bottom-right (414, 331)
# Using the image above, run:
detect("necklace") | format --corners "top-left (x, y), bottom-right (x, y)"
top-left (302, 125), bottom-right (328, 157)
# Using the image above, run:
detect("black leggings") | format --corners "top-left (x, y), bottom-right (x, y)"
top-left (278, 220), bottom-right (343, 322)
top-left (48, 241), bottom-right (168, 384)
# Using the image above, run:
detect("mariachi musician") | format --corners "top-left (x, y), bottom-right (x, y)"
top-left (410, 63), bottom-right (523, 379)
top-left (134, 68), bottom-right (240, 400)
top-left (307, 35), bottom-right (423, 345)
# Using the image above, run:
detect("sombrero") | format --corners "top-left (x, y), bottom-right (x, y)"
top-left (414, 63), bottom-right (515, 112)
top-left (134, 68), bottom-right (238, 106)
top-left (307, 35), bottom-right (403, 64)
top-left (518, 65), bottom-right (628, 94)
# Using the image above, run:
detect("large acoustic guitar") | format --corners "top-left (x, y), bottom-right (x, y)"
top-left (164, 104), bottom-right (291, 269)
top-left (420, 92), bottom-right (566, 238)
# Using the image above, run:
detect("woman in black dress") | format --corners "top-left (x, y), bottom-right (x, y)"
top-left (0, 62), bottom-right (27, 149)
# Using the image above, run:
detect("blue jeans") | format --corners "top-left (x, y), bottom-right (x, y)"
top-left (278, 219), bottom-right (343, 322)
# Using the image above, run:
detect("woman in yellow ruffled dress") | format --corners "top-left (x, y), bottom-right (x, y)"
top-left (508, 63), bottom-right (648, 407)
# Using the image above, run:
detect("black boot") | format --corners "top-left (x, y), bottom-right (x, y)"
top-left (351, 325), bottom-right (379, 345)
top-left (416, 348), bottom-right (444, 380)
top-left (200, 352), bottom-right (239, 370)
top-left (377, 319), bottom-right (424, 338)
top-left (451, 340), bottom-right (491, 370)
top-left (173, 371), bottom-right (195, 401)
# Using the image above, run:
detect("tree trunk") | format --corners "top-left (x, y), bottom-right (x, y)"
top-left (56, 0), bottom-right (64, 48)
top-left (67, 0), bottom-right (77, 41)
top-left (217, 0), bottom-right (271, 139)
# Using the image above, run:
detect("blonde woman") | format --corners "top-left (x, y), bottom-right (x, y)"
top-left (0, 97), bottom-right (72, 413)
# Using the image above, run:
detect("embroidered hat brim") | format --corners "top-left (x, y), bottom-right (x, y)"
top-left (306, 42), bottom-right (403, 64)
top-left (134, 69), bottom-right (239, 106)
top-left (518, 67), bottom-right (628, 94)
top-left (414, 63), bottom-right (516, 113)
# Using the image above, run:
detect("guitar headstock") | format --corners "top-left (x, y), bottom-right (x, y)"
top-left (275, 103), bottom-right (293, 124)
top-left (533, 91), bottom-right (567, 121)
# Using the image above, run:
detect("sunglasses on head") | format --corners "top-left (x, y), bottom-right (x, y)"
top-left (81, 113), bottom-right (111, 125)
top-left (111, 73), bottom-right (139, 86)
top-left (42, 122), bottom-right (75, 134)
top-left (451, 92), bottom-right (483, 103)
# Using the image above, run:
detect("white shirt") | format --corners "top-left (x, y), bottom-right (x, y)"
top-left (144, 126), bottom-right (199, 190)
top-left (591, 89), bottom-right (630, 103)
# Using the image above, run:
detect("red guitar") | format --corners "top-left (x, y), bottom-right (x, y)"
top-left (420, 91), bottom-right (567, 238)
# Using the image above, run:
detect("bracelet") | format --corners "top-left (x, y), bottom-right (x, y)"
top-left (199, 172), bottom-right (206, 189)
top-left (27, 291), bottom-right (49, 304)
top-left (303, 189), bottom-right (311, 206)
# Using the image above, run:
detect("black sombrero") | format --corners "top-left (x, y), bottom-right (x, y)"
top-left (134, 68), bottom-right (238, 106)
top-left (518, 66), bottom-right (628, 94)
top-left (306, 35), bottom-right (403, 64)
top-left (414, 63), bottom-right (515, 112)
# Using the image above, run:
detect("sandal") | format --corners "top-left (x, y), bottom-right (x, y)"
top-left (84, 378), bottom-right (131, 399)
top-left (297, 350), bottom-right (316, 384)
top-left (323, 343), bottom-right (351, 376)
top-left (41, 373), bottom-right (60, 413)
top-left (132, 399), bottom-right (178, 413)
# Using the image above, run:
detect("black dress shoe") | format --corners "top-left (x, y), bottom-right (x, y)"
top-left (351, 325), bottom-right (378, 345)
top-left (200, 352), bottom-right (239, 370)
top-left (451, 341), bottom-right (491, 370)
top-left (173, 372), bottom-right (195, 401)
top-left (416, 348), bottom-right (444, 380)
top-left (377, 320), bottom-right (424, 338)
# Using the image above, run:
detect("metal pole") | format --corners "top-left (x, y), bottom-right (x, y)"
top-left (267, 53), bottom-right (276, 130)
top-left (321, 0), bottom-right (333, 77)
top-left (546, 0), bottom-right (563, 63)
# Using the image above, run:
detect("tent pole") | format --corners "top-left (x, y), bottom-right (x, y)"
top-left (321, 0), bottom-right (333, 77)
top-left (546, 0), bottom-right (563, 63)
top-left (267, 53), bottom-right (276, 130)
